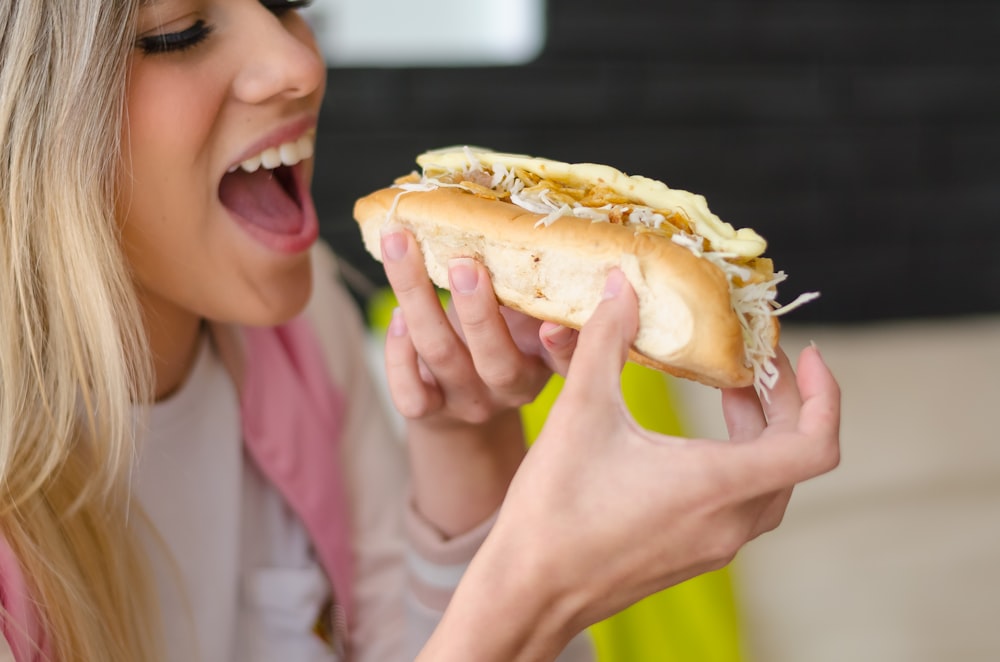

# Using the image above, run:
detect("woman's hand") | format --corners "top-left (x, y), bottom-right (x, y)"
top-left (380, 229), bottom-right (578, 536)
top-left (382, 229), bottom-right (568, 426)
top-left (419, 268), bottom-right (842, 661)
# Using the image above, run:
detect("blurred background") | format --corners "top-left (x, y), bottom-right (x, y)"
top-left (304, 0), bottom-right (1000, 659)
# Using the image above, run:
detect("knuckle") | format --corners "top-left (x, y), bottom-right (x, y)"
top-left (461, 399), bottom-right (494, 425)
top-left (392, 392), bottom-right (429, 420)
top-left (418, 337), bottom-right (458, 366)
top-left (707, 526), bottom-right (750, 569)
top-left (810, 436), bottom-right (841, 475)
top-left (455, 307), bottom-right (492, 334)
top-left (758, 510), bottom-right (786, 536)
top-left (706, 547), bottom-right (738, 572)
top-left (823, 441), bottom-right (842, 472)
top-left (385, 270), bottom-right (423, 299)
top-left (480, 362), bottom-right (522, 392)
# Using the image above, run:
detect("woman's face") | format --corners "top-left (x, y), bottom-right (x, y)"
top-left (122, 0), bottom-right (327, 330)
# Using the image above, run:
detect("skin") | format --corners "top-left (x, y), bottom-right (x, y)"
top-left (418, 273), bottom-right (842, 661)
top-left (380, 232), bottom-right (577, 535)
top-left (123, 0), bottom-right (326, 399)
top-left (120, 0), bottom-right (555, 540)
top-left (120, 1), bottom-right (843, 657)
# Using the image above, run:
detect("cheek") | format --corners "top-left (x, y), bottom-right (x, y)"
top-left (124, 62), bottom-right (222, 188)
top-left (121, 63), bottom-right (222, 262)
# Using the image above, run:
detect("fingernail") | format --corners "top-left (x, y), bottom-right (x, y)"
top-left (382, 232), bottom-right (407, 261)
top-left (602, 269), bottom-right (626, 300)
top-left (388, 307), bottom-right (407, 337)
top-left (541, 323), bottom-right (573, 347)
top-left (449, 258), bottom-right (479, 294)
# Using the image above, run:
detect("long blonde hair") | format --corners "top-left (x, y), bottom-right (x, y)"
top-left (0, 0), bottom-right (160, 659)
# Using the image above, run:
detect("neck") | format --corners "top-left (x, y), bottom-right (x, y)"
top-left (138, 291), bottom-right (205, 401)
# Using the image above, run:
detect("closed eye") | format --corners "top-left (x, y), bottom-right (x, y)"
top-left (260, 0), bottom-right (315, 16)
top-left (137, 19), bottom-right (214, 55)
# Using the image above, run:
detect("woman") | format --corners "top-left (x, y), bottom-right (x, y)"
top-left (0, 0), bottom-right (841, 660)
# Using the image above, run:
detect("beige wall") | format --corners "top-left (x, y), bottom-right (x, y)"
top-left (674, 316), bottom-right (1000, 662)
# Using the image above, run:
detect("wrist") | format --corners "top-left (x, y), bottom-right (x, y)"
top-left (418, 520), bottom-right (586, 661)
top-left (407, 409), bottom-right (526, 538)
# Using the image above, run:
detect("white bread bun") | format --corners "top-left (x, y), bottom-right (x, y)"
top-left (354, 185), bottom-right (762, 388)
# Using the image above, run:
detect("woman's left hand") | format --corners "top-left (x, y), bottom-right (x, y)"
top-left (379, 228), bottom-right (578, 535)
top-left (380, 229), bottom-right (576, 428)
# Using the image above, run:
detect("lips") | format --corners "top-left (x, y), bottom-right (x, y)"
top-left (219, 127), bottom-right (319, 253)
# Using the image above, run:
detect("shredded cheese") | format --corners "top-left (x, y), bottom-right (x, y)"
top-left (389, 149), bottom-right (818, 395)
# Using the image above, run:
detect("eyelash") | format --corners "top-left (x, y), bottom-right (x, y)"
top-left (137, 0), bottom-right (315, 55)
top-left (262, 0), bottom-right (315, 16)
top-left (138, 19), bottom-right (213, 55)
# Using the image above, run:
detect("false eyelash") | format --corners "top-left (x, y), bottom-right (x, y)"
top-left (137, 19), bottom-right (214, 55)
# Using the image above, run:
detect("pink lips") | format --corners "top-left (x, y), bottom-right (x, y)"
top-left (219, 118), bottom-right (320, 254)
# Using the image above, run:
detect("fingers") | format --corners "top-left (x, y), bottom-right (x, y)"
top-left (448, 258), bottom-right (551, 405)
top-left (727, 344), bottom-right (841, 496)
top-left (382, 231), bottom-right (485, 414)
top-left (539, 322), bottom-right (578, 375)
top-left (792, 344), bottom-right (842, 475)
top-left (560, 269), bottom-right (639, 403)
top-left (759, 345), bottom-right (840, 478)
top-left (751, 487), bottom-right (794, 537)
top-left (383, 307), bottom-right (443, 418)
top-left (381, 230), bottom-right (455, 344)
top-left (381, 230), bottom-right (552, 418)
top-left (758, 346), bottom-right (804, 431)
top-left (721, 346), bottom-right (805, 442)
top-left (795, 345), bottom-right (842, 438)
top-left (721, 386), bottom-right (766, 442)
top-left (447, 258), bottom-right (551, 400)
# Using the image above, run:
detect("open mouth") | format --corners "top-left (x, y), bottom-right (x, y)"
top-left (218, 131), bottom-right (314, 236)
top-left (219, 165), bottom-right (302, 234)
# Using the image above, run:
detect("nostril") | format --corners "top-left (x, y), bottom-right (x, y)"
top-left (230, 18), bottom-right (326, 104)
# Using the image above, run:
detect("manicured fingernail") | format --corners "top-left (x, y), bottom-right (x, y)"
top-left (388, 307), bottom-right (407, 337)
top-left (449, 258), bottom-right (479, 294)
top-left (382, 232), bottom-right (407, 261)
top-left (541, 323), bottom-right (573, 347)
top-left (602, 269), bottom-right (626, 300)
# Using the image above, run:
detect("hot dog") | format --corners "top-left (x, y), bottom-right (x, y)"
top-left (353, 146), bottom-right (817, 391)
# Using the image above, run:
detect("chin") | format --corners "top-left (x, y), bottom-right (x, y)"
top-left (240, 260), bottom-right (314, 327)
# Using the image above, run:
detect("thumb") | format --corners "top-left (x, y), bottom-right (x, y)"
top-left (560, 268), bottom-right (639, 402)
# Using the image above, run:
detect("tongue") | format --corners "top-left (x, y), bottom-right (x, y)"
top-left (219, 168), bottom-right (302, 235)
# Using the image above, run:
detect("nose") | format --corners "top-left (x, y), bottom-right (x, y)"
top-left (231, 10), bottom-right (326, 105)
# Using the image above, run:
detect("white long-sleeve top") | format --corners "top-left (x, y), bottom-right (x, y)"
top-left (127, 242), bottom-right (595, 662)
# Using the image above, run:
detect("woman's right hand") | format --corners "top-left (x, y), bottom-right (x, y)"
top-left (418, 268), bottom-right (842, 662)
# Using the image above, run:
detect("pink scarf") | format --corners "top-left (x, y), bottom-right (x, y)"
top-left (0, 316), bottom-right (355, 660)
top-left (240, 316), bottom-right (356, 632)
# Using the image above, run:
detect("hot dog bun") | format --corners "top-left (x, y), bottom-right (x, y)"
top-left (356, 185), bottom-right (761, 388)
top-left (354, 147), bottom-right (812, 390)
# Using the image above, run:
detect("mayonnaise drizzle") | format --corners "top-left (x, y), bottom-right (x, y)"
top-left (388, 147), bottom-right (818, 395)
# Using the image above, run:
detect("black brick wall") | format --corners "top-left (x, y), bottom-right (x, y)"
top-left (314, 0), bottom-right (1000, 323)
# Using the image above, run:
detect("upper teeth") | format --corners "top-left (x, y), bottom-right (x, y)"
top-left (231, 130), bottom-right (315, 173)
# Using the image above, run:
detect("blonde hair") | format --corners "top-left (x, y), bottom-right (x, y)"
top-left (1, 0), bottom-right (160, 659)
